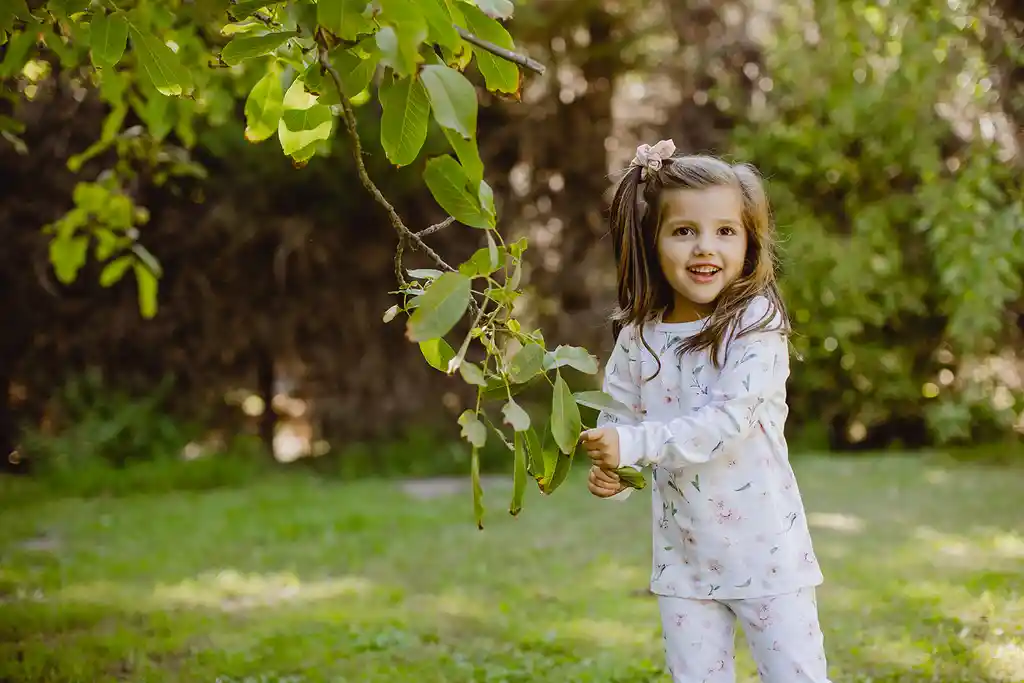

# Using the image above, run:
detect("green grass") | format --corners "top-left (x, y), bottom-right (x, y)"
top-left (1, 454), bottom-right (1022, 682)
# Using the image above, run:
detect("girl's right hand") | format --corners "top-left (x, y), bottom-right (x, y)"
top-left (588, 465), bottom-right (626, 498)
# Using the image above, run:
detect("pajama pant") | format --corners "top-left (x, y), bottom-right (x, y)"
top-left (658, 587), bottom-right (831, 683)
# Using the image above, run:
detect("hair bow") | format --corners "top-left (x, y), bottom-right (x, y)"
top-left (629, 139), bottom-right (677, 180)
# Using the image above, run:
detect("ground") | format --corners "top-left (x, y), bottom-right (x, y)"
top-left (1, 454), bottom-right (1022, 682)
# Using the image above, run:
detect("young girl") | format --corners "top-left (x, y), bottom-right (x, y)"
top-left (579, 141), bottom-right (831, 683)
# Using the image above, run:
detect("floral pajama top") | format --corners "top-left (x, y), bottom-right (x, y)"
top-left (599, 296), bottom-right (824, 600)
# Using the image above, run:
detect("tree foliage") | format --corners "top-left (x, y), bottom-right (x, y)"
top-left (726, 0), bottom-right (1024, 445)
top-left (0, 0), bottom-right (643, 526)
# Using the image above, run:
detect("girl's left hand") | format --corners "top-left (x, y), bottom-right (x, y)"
top-left (579, 427), bottom-right (621, 469)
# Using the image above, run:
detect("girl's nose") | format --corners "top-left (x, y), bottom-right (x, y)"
top-left (695, 230), bottom-right (715, 253)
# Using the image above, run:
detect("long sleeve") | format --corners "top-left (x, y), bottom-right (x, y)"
top-left (596, 326), bottom-right (642, 501)
top-left (614, 321), bottom-right (789, 473)
top-left (596, 327), bottom-right (642, 429)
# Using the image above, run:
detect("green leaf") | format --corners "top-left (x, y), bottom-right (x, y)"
top-left (471, 446), bottom-right (484, 529)
top-left (544, 441), bottom-right (575, 495)
top-left (510, 431), bottom-right (527, 516)
top-left (220, 19), bottom-right (266, 36)
top-left (423, 155), bottom-right (492, 229)
top-left (127, 20), bottom-right (193, 97)
top-left (228, 0), bottom-right (285, 20)
top-left (573, 390), bottom-right (634, 421)
top-left (133, 261), bottom-right (158, 319)
top-left (50, 235), bottom-right (88, 284)
top-left (332, 44), bottom-right (380, 97)
top-left (442, 126), bottom-right (483, 188)
top-left (406, 271), bottom-right (471, 341)
top-left (90, 12), bottom-right (128, 70)
top-left (486, 231), bottom-right (499, 269)
top-left (508, 342), bottom-right (544, 383)
top-left (49, 0), bottom-right (89, 16)
top-left (614, 467), bottom-right (647, 490)
top-left (464, 0), bottom-right (514, 19)
top-left (458, 360), bottom-right (488, 386)
top-left (221, 30), bottom-right (297, 66)
top-left (419, 338), bottom-right (455, 372)
top-left (131, 244), bottom-right (162, 279)
top-left (278, 77), bottom-right (334, 158)
top-left (420, 64), bottom-right (478, 139)
top-left (458, 245), bottom-right (506, 277)
top-left (502, 398), bottom-right (530, 431)
top-left (551, 370), bottom-right (582, 455)
top-left (100, 256), bottom-right (133, 287)
top-left (0, 26), bottom-right (37, 79)
top-left (383, 303), bottom-right (401, 323)
top-left (244, 68), bottom-right (285, 143)
top-left (458, 409), bottom-right (487, 448)
top-left (317, 0), bottom-right (373, 40)
top-left (420, 0), bottom-right (462, 51)
top-left (524, 427), bottom-right (543, 479)
top-left (544, 345), bottom-right (599, 374)
top-left (479, 180), bottom-right (496, 221)
top-left (459, 4), bottom-right (519, 93)
top-left (379, 73), bottom-right (430, 167)
top-left (408, 268), bottom-right (444, 280)
top-left (375, 0), bottom-right (428, 78)
top-left (539, 442), bottom-right (560, 491)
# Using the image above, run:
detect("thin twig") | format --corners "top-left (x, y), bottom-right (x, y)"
top-left (319, 48), bottom-right (454, 273)
top-left (394, 233), bottom-right (408, 288)
top-left (416, 216), bottom-right (455, 238)
top-left (454, 25), bottom-right (546, 75)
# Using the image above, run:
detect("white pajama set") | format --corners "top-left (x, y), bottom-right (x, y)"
top-left (599, 297), bottom-right (832, 683)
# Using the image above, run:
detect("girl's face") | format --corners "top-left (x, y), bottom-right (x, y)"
top-left (655, 185), bottom-right (748, 322)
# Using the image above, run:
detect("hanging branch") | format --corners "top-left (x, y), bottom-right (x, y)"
top-left (321, 48), bottom-right (455, 274)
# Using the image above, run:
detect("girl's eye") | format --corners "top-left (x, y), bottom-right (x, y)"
top-left (719, 226), bottom-right (738, 236)
top-left (672, 226), bottom-right (695, 236)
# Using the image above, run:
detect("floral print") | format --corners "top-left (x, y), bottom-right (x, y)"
top-left (659, 588), bottom-right (831, 683)
top-left (597, 296), bottom-right (824, 600)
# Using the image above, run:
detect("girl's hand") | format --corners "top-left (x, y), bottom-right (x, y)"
top-left (579, 427), bottom-right (621, 469)
top-left (587, 465), bottom-right (625, 498)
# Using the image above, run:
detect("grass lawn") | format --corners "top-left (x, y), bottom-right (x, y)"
top-left (1, 454), bottom-right (1022, 682)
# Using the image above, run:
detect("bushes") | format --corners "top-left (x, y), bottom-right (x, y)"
top-left (19, 369), bottom-right (270, 498)
top-left (15, 369), bottom-right (518, 499)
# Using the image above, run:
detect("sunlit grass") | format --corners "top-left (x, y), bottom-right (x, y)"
top-left (0, 454), bottom-right (1021, 682)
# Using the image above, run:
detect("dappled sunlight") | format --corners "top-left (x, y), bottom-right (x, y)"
top-left (807, 512), bottom-right (866, 534)
top-left (405, 590), bottom-right (492, 621)
top-left (560, 617), bottom-right (654, 648)
top-left (586, 560), bottom-right (648, 595)
top-left (150, 569), bottom-right (375, 611)
top-left (975, 640), bottom-right (1024, 683)
top-left (851, 633), bottom-right (933, 671)
top-left (909, 525), bottom-right (1024, 570)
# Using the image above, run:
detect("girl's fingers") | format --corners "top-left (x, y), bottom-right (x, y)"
top-left (592, 467), bottom-right (620, 485)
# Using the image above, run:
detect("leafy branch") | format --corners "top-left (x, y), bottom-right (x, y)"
top-left (9, 0), bottom-right (644, 527)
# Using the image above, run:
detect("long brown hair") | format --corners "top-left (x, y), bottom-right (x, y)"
top-left (608, 152), bottom-right (789, 371)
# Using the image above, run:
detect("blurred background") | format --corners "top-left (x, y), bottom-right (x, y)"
top-left (1, 1), bottom-right (1023, 681)
top-left (3, 0), bottom-right (1022, 486)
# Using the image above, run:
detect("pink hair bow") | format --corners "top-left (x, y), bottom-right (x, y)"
top-left (630, 139), bottom-right (676, 180)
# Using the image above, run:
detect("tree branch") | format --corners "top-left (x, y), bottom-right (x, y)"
top-left (417, 216), bottom-right (455, 238)
top-left (319, 48), bottom-right (480, 317)
top-left (454, 25), bottom-right (546, 75)
top-left (319, 48), bottom-right (454, 274)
